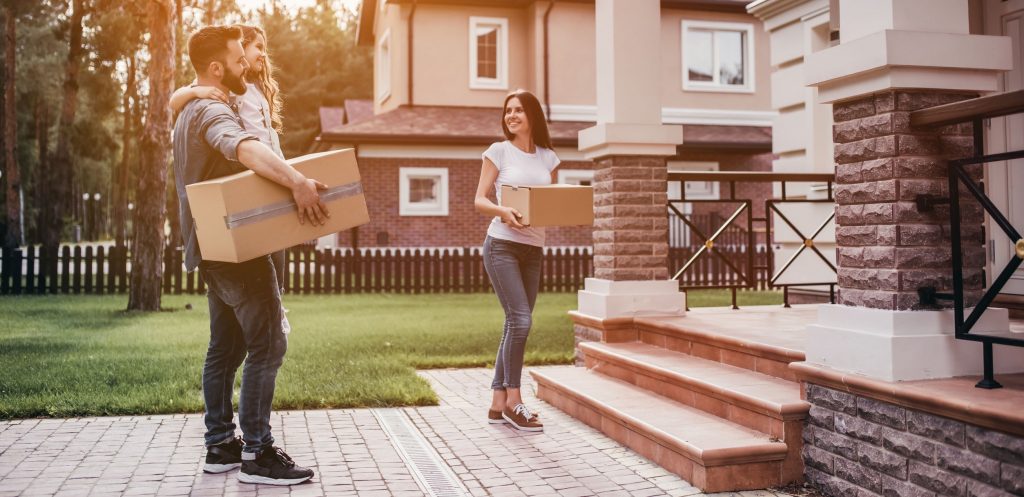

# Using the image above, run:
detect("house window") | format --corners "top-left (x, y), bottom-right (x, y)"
top-left (682, 21), bottom-right (754, 93)
top-left (668, 161), bottom-right (719, 200)
top-left (557, 169), bottom-right (594, 186)
top-left (469, 17), bottom-right (508, 90)
top-left (399, 167), bottom-right (449, 216)
top-left (377, 30), bottom-right (391, 102)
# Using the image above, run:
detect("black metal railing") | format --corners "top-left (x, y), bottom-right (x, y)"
top-left (910, 89), bottom-right (1024, 389)
top-left (667, 171), bottom-right (837, 308)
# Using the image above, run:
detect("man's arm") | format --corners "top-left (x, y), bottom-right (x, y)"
top-left (200, 105), bottom-right (329, 226)
top-left (237, 140), bottom-right (330, 226)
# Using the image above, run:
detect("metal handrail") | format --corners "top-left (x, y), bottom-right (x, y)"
top-left (668, 171), bottom-right (835, 182)
top-left (909, 90), bottom-right (1024, 389)
top-left (667, 171), bottom-right (836, 308)
top-left (910, 89), bottom-right (1024, 128)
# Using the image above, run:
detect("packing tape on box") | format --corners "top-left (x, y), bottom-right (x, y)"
top-left (223, 182), bottom-right (363, 229)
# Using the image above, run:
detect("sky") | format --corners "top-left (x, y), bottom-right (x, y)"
top-left (235, 0), bottom-right (362, 14)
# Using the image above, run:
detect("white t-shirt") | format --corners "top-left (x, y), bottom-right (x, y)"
top-left (483, 140), bottom-right (560, 247)
top-left (237, 83), bottom-right (284, 159)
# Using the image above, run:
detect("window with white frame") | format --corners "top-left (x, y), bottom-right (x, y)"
top-left (376, 30), bottom-right (391, 102)
top-left (469, 17), bottom-right (508, 90)
top-left (557, 169), bottom-right (594, 186)
top-left (667, 161), bottom-right (719, 200)
top-left (399, 167), bottom-right (449, 216)
top-left (682, 21), bottom-right (754, 93)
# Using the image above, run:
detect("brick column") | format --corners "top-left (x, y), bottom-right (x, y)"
top-left (592, 155), bottom-right (669, 281)
top-left (832, 90), bottom-right (985, 311)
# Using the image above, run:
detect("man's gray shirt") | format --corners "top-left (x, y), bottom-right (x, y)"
top-left (173, 98), bottom-right (258, 272)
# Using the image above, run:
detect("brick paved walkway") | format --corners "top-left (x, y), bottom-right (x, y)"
top-left (0, 367), bottom-right (802, 497)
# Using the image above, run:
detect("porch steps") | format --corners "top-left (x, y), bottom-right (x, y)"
top-left (532, 308), bottom-right (810, 492)
top-left (634, 316), bottom-right (806, 381)
top-left (580, 341), bottom-right (809, 432)
top-left (531, 367), bottom-right (790, 493)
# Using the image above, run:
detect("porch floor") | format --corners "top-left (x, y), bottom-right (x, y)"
top-left (656, 304), bottom-right (818, 356)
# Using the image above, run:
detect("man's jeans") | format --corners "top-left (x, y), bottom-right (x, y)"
top-left (483, 236), bottom-right (542, 390)
top-left (200, 255), bottom-right (287, 454)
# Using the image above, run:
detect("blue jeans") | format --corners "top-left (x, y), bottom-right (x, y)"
top-left (199, 255), bottom-right (287, 454)
top-left (483, 236), bottom-right (543, 390)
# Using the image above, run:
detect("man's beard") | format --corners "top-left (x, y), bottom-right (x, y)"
top-left (222, 67), bottom-right (247, 95)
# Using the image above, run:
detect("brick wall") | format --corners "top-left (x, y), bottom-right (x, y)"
top-left (334, 157), bottom-right (595, 248)
top-left (831, 90), bottom-right (985, 310)
top-left (804, 384), bottom-right (1024, 497)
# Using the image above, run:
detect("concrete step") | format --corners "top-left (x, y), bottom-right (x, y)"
top-left (633, 315), bottom-right (806, 381)
top-left (581, 341), bottom-right (810, 432)
top-left (531, 367), bottom-right (796, 492)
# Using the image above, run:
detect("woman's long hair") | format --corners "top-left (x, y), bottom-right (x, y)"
top-left (237, 24), bottom-right (283, 134)
top-left (501, 90), bottom-right (552, 150)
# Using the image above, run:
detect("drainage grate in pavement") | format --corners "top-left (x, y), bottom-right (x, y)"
top-left (372, 408), bottom-right (470, 497)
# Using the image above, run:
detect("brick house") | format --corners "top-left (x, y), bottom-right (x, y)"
top-left (310, 0), bottom-right (777, 249)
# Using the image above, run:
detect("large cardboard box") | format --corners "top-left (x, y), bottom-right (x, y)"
top-left (500, 184), bottom-right (594, 227)
top-left (186, 148), bottom-right (369, 263)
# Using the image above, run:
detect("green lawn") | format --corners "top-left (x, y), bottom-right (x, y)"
top-left (0, 289), bottom-right (780, 419)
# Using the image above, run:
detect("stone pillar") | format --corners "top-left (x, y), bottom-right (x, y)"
top-left (831, 89), bottom-right (984, 311)
top-left (802, 0), bottom-right (1024, 381)
top-left (592, 155), bottom-right (670, 282)
top-left (571, 0), bottom-right (684, 360)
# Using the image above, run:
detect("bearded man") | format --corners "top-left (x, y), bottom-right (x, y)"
top-left (172, 25), bottom-right (326, 486)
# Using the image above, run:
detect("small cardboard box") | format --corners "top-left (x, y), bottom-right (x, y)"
top-left (186, 148), bottom-right (369, 263)
top-left (500, 184), bottom-right (594, 227)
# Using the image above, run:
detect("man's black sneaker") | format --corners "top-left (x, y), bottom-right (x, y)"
top-left (203, 436), bottom-right (243, 473)
top-left (237, 447), bottom-right (314, 485)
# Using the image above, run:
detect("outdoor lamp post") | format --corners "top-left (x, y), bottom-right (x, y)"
top-left (80, 192), bottom-right (90, 243)
top-left (127, 202), bottom-right (134, 249)
top-left (92, 193), bottom-right (102, 241)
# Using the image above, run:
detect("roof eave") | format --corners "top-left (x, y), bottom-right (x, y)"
top-left (356, 0), bottom-right (377, 47)
top-left (318, 133), bottom-right (769, 151)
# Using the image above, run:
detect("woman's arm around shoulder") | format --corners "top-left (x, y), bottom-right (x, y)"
top-left (169, 85), bottom-right (229, 115)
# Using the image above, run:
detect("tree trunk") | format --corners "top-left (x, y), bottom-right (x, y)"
top-left (34, 96), bottom-right (48, 246)
top-left (128, 0), bottom-right (175, 311)
top-left (3, 9), bottom-right (20, 249)
top-left (113, 55), bottom-right (136, 249)
top-left (45, 0), bottom-right (85, 253)
top-left (204, 0), bottom-right (215, 25)
top-left (165, 0), bottom-right (183, 249)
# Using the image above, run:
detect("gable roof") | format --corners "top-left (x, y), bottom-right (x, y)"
top-left (344, 99), bottom-right (376, 125)
top-left (317, 105), bottom-right (771, 151)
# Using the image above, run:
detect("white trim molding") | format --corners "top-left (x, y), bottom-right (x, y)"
top-left (376, 29), bottom-right (391, 103)
top-left (469, 16), bottom-right (509, 91)
top-left (806, 304), bottom-right (1022, 382)
top-left (681, 20), bottom-right (756, 94)
top-left (548, 104), bottom-right (776, 127)
top-left (557, 169), bottom-right (595, 185)
top-left (399, 167), bottom-right (449, 216)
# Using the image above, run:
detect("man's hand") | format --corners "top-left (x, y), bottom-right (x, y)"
top-left (292, 178), bottom-right (330, 226)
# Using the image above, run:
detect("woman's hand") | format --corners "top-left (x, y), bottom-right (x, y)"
top-left (194, 86), bottom-right (229, 104)
top-left (500, 206), bottom-right (525, 228)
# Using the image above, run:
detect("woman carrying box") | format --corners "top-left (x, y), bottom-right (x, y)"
top-left (473, 90), bottom-right (560, 432)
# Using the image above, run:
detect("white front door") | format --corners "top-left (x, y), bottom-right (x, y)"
top-left (985, 0), bottom-right (1024, 295)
